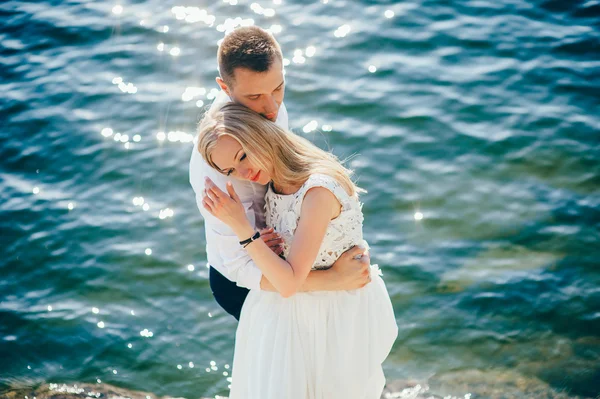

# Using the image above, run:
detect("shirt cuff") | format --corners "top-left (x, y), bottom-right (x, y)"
top-left (236, 264), bottom-right (263, 290)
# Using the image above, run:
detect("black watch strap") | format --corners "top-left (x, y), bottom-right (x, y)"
top-left (239, 231), bottom-right (260, 248)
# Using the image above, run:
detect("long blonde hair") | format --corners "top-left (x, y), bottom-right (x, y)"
top-left (197, 103), bottom-right (363, 197)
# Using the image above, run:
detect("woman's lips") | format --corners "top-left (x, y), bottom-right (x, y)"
top-left (250, 171), bottom-right (261, 182)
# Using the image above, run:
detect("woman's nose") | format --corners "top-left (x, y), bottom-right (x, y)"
top-left (238, 167), bottom-right (252, 180)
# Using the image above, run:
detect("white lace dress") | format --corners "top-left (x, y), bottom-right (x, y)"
top-left (228, 174), bottom-right (398, 399)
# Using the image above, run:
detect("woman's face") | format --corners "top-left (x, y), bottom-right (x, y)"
top-left (210, 136), bottom-right (272, 185)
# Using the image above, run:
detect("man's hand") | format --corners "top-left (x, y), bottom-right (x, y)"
top-left (330, 245), bottom-right (371, 290)
top-left (260, 227), bottom-right (284, 256)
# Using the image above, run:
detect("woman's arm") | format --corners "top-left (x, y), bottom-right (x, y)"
top-left (259, 245), bottom-right (371, 292)
top-left (202, 178), bottom-right (339, 297)
top-left (229, 187), bottom-right (338, 297)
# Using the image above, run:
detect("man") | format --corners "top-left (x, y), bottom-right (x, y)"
top-left (189, 26), bottom-right (371, 320)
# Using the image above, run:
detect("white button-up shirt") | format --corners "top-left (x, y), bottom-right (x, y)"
top-left (189, 91), bottom-right (289, 290)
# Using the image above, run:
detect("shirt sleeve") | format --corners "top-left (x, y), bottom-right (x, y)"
top-left (190, 149), bottom-right (263, 290)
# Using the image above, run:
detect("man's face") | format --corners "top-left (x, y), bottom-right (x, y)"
top-left (218, 57), bottom-right (285, 122)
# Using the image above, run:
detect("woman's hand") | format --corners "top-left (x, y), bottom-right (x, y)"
top-left (202, 178), bottom-right (251, 233)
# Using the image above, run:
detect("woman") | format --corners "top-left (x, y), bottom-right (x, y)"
top-left (197, 103), bottom-right (398, 399)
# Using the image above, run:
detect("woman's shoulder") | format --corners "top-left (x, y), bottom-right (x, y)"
top-left (300, 173), bottom-right (355, 209)
top-left (302, 173), bottom-right (340, 190)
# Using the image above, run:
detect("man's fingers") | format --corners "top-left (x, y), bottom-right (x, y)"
top-left (344, 245), bottom-right (367, 259)
top-left (261, 233), bottom-right (282, 243)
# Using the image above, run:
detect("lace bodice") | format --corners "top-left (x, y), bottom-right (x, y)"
top-left (265, 174), bottom-right (364, 269)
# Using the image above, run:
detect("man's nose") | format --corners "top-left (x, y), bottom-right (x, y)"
top-left (262, 95), bottom-right (277, 114)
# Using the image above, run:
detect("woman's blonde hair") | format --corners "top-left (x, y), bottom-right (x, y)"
top-left (197, 103), bottom-right (363, 197)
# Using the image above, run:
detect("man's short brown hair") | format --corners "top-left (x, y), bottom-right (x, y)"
top-left (218, 26), bottom-right (282, 85)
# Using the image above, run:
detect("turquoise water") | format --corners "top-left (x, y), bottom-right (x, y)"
top-left (1, 0), bottom-right (599, 397)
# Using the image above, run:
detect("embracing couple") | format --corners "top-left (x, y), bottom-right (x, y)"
top-left (189, 26), bottom-right (398, 399)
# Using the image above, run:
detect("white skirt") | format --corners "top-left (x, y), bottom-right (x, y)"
top-left (228, 266), bottom-right (398, 399)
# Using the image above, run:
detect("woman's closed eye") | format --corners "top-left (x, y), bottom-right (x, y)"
top-left (226, 153), bottom-right (247, 176)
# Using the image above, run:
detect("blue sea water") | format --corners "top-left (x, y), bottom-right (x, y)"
top-left (1, 0), bottom-right (599, 397)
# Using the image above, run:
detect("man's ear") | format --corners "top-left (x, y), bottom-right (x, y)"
top-left (216, 77), bottom-right (230, 96)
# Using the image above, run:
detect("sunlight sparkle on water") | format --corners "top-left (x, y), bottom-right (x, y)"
top-left (292, 49), bottom-right (306, 64)
top-left (196, 100), bottom-right (204, 107)
top-left (414, 211), bottom-right (424, 221)
top-left (92, 307), bottom-right (99, 314)
top-left (48, 305), bottom-right (52, 311)
top-left (112, 5), bottom-right (123, 15)
top-left (172, 7), bottom-right (215, 26)
top-left (145, 248), bottom-right (152, 255)
top-left (140, 329), bottom-right (154, 337)
top-left (189, 362), bottom-right (194, 368)
top-left (159, 208), bottom-right (174, 219)
top-left (97, 321), bottom-right (105, 328)
top-left (114, 79), bottom-right (137, 94)
top-left (268, 24), bottom-right (282, 34)
top-left (133, 134), bottom-right (141, 142)
top-left (157, 132), bottom-right (166, 141)
top-left (157, 42), bottom-right (165, 51)
top-left (322, 125), bottom-right (333, 131)
top-left (305, 46), bottom-right (316, 57)
top-left (127, 343), bottom-right (133, 348)
top-left (143, 203), bottom-right (150, 211)
top-left (385, 10), bottom-right (395, 18)
top-left (68, 202), bottom-right (75, 210)
top-left (182, 87), bottom-right (206, 102)
top-left (217, 18), bottom-right (255, 34)
top-left (170, 47), bottom-right (181, 56)
top-left (368, 65), bottom-right (377, 73)
top-left (33, 187), bottom-right (40, 194)
top-left (187, 264), bottom-right (195, 271)
top-left (101, 128), bottom-right (113, 137)
top-left (303, 120), bottom-right (318, 133)
top-left (334, 25), bottom-right (351, 38)
top-left (251, 3), bottom-right (275, 17)
top-left (166, 131), bottom-right (194, 143)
